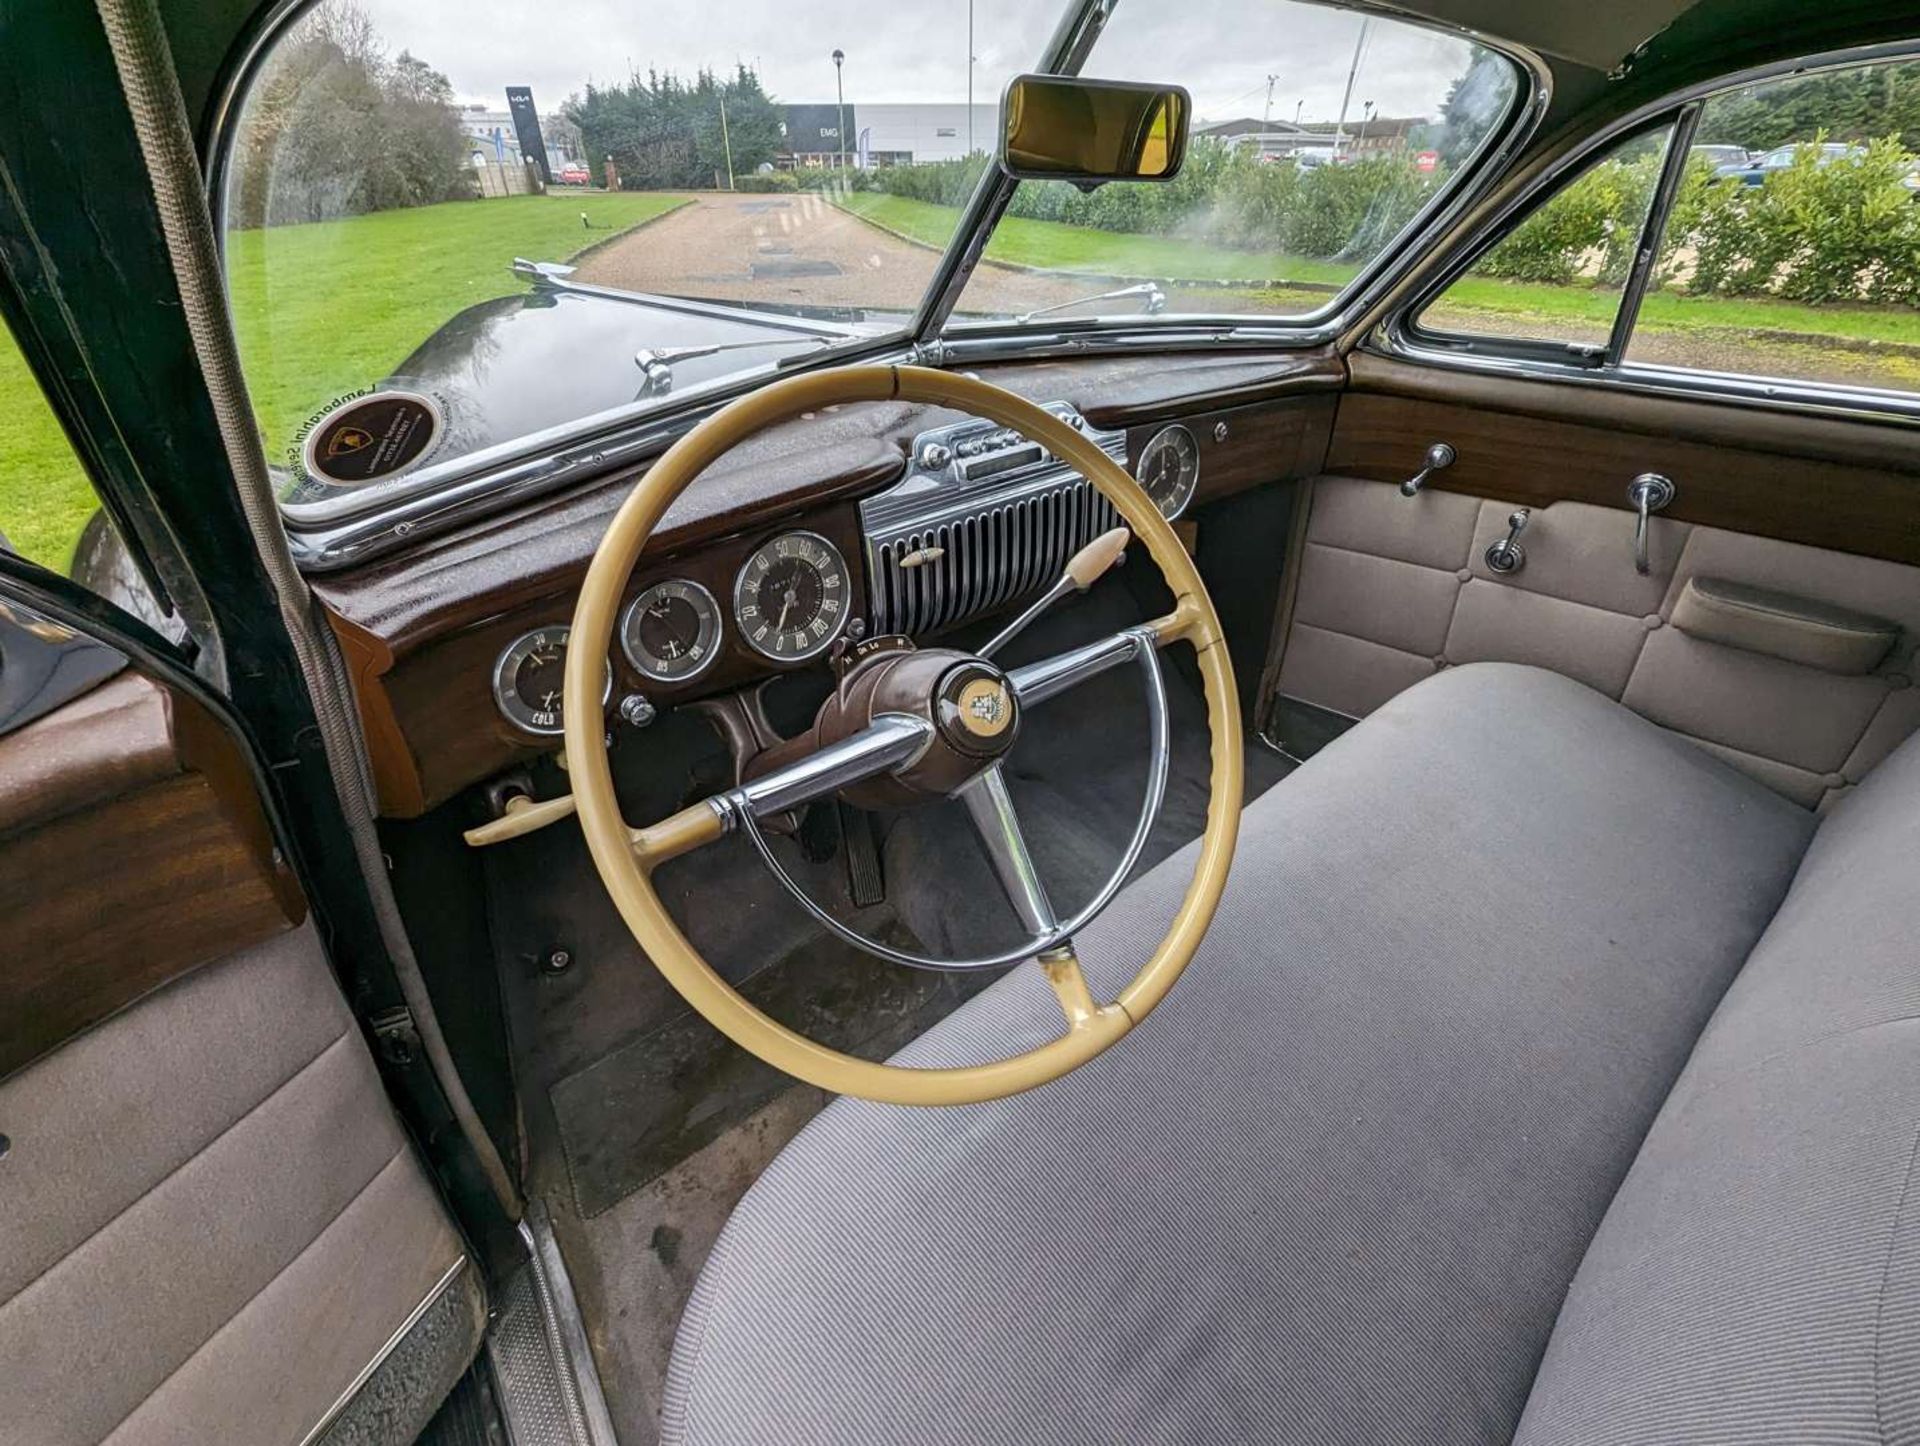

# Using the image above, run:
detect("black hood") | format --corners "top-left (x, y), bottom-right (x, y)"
top-left (374, 276), bottom-right (905, 465)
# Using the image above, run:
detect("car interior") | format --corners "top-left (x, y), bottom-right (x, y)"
top-left (4, 0), bottom-right (1920, 1443)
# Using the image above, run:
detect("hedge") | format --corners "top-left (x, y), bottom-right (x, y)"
top-left (867, 143), bottom-right (1444, 265)
top-left (1473, 133), bottom-right (1920, 305)
top-left (855, 133), bottom-right (1920, 307)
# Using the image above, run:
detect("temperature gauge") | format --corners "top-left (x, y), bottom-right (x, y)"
top-left (492, 627), bottom-right (609, 736)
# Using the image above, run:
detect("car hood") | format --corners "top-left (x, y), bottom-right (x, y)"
top-left (302, 274), bottom-right (904, 498)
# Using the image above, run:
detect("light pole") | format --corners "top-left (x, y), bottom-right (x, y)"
top-left (967, 1), bottom-right (975, 157)
top-left (832, 49), bottom-right (847, 171)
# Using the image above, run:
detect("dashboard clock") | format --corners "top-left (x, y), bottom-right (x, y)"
top-left (621, 578), bottom-right (723, 683)
top-left (1136, 424), bottom-right (1201, 519)
top-left (492, 627), bottom-right (609, 736)
top-left (733, 530), bottom-right (850, 662)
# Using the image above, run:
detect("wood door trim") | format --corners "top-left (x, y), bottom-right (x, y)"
top-left (0, 674), bottom-right (305, 1080)
top-left (1334, 356), bottom-right (1920, 565)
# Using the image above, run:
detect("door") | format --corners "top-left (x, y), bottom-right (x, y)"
top-left (1262, 82), bottom-right (1920, 811)
top-left (0, 585), bottom-right (482, 1443)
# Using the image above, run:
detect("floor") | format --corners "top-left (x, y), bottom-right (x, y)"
top-left (483, 578), bottom-right (1293, 1443)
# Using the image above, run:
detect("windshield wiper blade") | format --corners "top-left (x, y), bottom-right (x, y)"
top-left (634, 337), bottom-right (835, 396)
top-left (1013, 282), bottom-right (1167, 325)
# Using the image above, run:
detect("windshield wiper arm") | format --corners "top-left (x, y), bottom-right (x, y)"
top-left (1013, 282), bottom-right (1167, 325)
top-left (635, 337), bottom-right (836, 396)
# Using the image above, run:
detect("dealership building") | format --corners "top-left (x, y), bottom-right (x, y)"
top-left (780, 102), bottom-right (1000, 168)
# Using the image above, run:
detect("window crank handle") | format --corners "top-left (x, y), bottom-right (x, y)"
top-left (1627, 474), bottom-right (1675, 575)
top-left (1400, 442), bottom-right (1456, 497)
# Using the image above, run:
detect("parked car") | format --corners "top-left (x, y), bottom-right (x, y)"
top-left (1713, 139), bottom-right (1861, 184)
top-left (1690, 143), bottom-right (1751, 168)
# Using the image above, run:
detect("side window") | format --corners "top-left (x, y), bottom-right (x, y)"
top-left (1625, 61), bottom-right (1920, 394)
top-left (1, 320), bottom-right (176, 637)
top-left (1416, 126), bottom-right (1675, 352)
top-left (0, 322), bottom-right (103, 575)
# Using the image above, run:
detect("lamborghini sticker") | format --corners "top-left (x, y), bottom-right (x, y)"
top-left (301, 390), bottom-right (444, 486)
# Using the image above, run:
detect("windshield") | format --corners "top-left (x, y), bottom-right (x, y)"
top-left (220, 0), bottom-right (1521, 537)
top-left (946, 2), bottom-right (1521, 323)
top-left (222, 0), bottom-right (1049, 522)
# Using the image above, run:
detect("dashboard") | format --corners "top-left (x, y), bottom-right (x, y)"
top-left (480, 402), bottom-right (1200, 743)
top-left (312, 350), bottom-right (1345, 818)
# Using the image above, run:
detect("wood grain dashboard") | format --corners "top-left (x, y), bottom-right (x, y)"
top-left (0, 671), bottom-right (306, 1078)
top-left (314, 350), bottom-right (1345, 817)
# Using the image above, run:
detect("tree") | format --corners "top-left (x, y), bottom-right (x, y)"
top-left (566, 64), bottom-right (783, 189)
top-left (229, 0), bottom-right (472, 227)
top-left (1436, 49), bottom-right (1514, 167)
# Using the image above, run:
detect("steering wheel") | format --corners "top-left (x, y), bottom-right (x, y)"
top-left (565, 365), bottom-right (1241, 1105)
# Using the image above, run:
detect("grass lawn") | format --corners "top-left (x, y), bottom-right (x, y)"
top-left (229, 192), bottom-right (689, 469)
top-left (1428, 275), bottom-right (1920, 348)
top-left (844, 191), bottom-right (1920, 387)
top-left (837, 191), bottom-right (1359, 287)
top-left (1, 192), bottom-right (686, 572)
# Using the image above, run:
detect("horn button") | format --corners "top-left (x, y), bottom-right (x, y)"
top-left (936, 661), bottom-right (1020, 759)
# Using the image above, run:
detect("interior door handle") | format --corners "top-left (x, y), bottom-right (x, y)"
top-left (1627, 474), bottom-right (1676, 575)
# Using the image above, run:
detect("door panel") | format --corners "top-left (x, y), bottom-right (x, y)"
top-left (0, 599), bottom-right (482, 1444)
top-left (0, 664), bottom-right (303, 1076)
top-left (1328, 355), bottom-right (1920, 567)
top-left (1274, 421), bottom-right (1920, 810)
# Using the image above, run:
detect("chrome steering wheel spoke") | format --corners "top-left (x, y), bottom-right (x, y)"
top-left (713, 626), bottom-right (1174, 977)
top-left (956, 763), bottom-right (1058, 940)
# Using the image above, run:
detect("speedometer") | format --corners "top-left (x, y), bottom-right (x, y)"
top-left (1136, 424), bottom-right (1200, 519)
top-left (732, 531), bottom-right (850, 662)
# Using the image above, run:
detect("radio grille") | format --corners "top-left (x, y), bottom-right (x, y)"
top-left (867, 476), bottom-right (1123, 638)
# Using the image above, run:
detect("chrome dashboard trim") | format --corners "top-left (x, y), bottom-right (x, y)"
top-left (861, 402), bottom-right (1130, 638)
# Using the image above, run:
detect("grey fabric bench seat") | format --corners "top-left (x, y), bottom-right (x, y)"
top-left (662, 662), bottom-right (1914, 1445)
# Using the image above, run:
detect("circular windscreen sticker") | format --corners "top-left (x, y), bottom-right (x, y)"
top-left (301, 390), bottom-right (444, 486)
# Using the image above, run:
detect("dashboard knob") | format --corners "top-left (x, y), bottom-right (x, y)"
top-left (917, 441), bottom-right (953, 470)
top-left (619, 693), bottom-right (658, 728)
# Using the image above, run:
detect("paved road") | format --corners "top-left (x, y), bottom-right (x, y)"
top-left (572, 191), bottom-right (1094, 317)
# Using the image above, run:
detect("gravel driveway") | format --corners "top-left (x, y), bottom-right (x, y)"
top-left (572, 191), bottom-right (1099, 317)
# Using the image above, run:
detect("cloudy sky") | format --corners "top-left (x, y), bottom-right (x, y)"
top-left (355, 0), bottom-right (1486, 126)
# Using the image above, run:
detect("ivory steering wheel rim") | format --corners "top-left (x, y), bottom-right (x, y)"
top-left (564, 365), bottom-right (1242, 1106)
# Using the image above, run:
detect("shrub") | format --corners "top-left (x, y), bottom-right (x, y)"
top-left (1680, 135), bottom-right (1920, 304)
top-left (733, 172), bottom-right (798, 192)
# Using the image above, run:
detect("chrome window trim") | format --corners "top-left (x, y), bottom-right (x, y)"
top-left (205, 0), bottom-right (1545, 572)
top-left (1381, 36), bottom-right (1920, 431)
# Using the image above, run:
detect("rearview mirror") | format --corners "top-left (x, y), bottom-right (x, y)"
top-left (999, 75), bottom-right (1191, 188)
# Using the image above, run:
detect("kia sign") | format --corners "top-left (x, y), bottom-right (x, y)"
top-left (506, 87), bottom-right (553, 184)
top-left (1415, 149), bottom-right (1440, 174)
